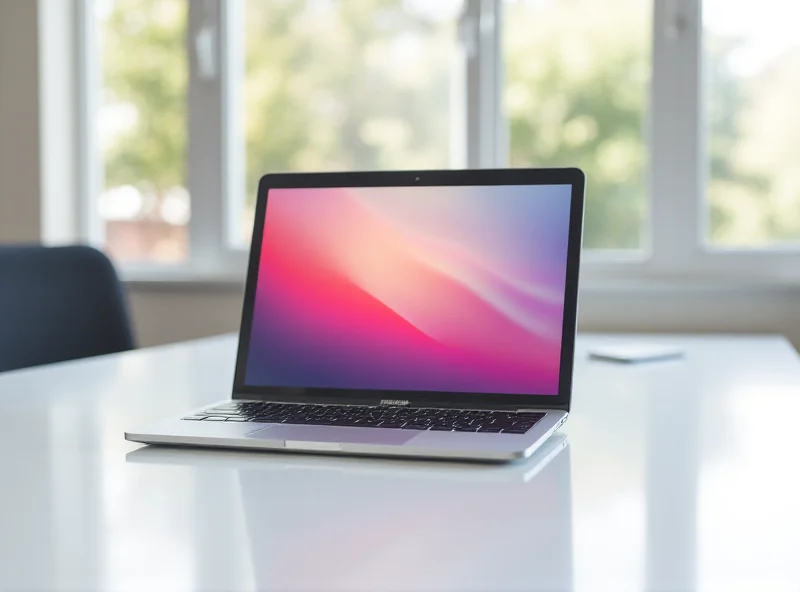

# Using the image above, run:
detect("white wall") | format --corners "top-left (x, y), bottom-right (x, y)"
top-left (3, 1), bottom-right (799, 354)
top-left (128, 285), bottom-right (245, 346)
top-left (581, 285), bottom-right (800, 345)
top-left (0, 1), bottom-right (42, 243)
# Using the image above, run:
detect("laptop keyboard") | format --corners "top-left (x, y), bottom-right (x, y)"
top-left (182, 402), bottom-right (545, 434)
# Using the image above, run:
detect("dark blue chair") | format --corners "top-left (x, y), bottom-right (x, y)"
top-left (0, 245), bottom-right (135, 372)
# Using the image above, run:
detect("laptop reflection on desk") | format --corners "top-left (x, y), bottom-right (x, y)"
top-left (127, 434), bottom-right (574, 592)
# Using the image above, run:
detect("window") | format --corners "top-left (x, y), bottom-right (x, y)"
top-left (94, 0), bottom-right (189, 264)
top-left (79, 0), bottom-right (800, 282)
top-left (704, 0), bottom-right (800, 248)
top-left (504, 0), bottom-right (651, 250)
top-left (234, 0), bottom-right (463, 245)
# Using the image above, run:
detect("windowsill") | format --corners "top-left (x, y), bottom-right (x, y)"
top-left (122, 267), bottom-right (800, 295)
top-left (123, 267), bottom-right (247, 291)
top-left (582, 276), bottom-right (800, 294)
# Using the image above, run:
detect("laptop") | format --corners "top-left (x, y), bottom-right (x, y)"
top-left (126, 168), bottom-right (585, 461)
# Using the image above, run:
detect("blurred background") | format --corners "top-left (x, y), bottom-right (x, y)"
top-left (1, 0), bottom-right (799, 347)
top-left (96, 0), bottom-right (799, 263)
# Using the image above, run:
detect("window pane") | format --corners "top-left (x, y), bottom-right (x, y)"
top-left (97, 0), bottom-right (189, 263)
top-left (504, 0), bottom-right (651, 250)
top-left (705, 1), bottom-right (800, 248)
top-left (234, 0), bottom-right (463, 245)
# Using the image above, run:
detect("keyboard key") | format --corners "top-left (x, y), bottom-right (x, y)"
top-left (291, 418), bottom-right (327, 425)
top-left (477, 426), bottom-right (503, 432)
top-left (354, 419), bottom-right (383, 427)
top-left (430, 425), bottom-right (454, 431)
top-left (454, 422), bottom-right (479, 429)
top-left (182, 416), bottom-right (206, 420)
top-left (324, 419), bottom-right (356, 427)
top-left (378, 421), bottom-right (406, 429)
top-left (203, 416), bottom-right (227, 421)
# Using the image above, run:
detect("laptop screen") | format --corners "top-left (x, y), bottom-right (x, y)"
top-left (244, 184), bottom-right (573, 396)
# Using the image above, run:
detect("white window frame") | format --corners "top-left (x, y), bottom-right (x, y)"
top-left (76, 0), bottom-right (800, 285)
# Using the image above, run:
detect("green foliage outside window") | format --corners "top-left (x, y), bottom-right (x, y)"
top-left (100, 0), bottom-right (800, 254)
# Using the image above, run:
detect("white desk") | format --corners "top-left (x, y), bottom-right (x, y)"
top-left (1, 334), bottom-right (799, 591)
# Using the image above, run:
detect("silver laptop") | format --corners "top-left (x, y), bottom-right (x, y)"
top-left (126, 168), bottom-right (585, 461)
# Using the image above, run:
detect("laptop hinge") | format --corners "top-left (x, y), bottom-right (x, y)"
top-left (517, 402), bottom-right (570, 413)
top-left (232, 393), bottom-right (569, 413)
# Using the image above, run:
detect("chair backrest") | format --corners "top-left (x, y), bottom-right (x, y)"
top-left (0, 245), bottom-right (135, 372)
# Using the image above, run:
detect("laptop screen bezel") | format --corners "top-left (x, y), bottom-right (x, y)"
top-left (232, 168), bottom-right (584, 411)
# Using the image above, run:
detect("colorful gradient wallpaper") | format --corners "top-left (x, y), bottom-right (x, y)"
top-left (244, 184), bottom-right (573, 395)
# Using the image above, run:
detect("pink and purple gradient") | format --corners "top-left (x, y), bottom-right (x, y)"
top-left (244, 184), bottom-right (572, 395)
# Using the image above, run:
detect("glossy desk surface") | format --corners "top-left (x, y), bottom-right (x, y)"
top-left (1, 334), bottom-right (799, 591)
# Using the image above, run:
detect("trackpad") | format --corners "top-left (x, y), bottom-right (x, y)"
top-left (247, 425), bottom-right (415, 446)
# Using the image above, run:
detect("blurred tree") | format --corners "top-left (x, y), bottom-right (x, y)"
top-left (101, 0), bottom-right (795, 253)
top-left (100, 0), bottom-right (189, 262)
top-left (241, 0), bottom-right (455, 210)
top-left (504, 0), bottom-right (651, 249)
top-left (740, 49), bottom-right (800, 243)
top-left (102, 0), bottom-right (187, 195)
top-left (707, 42), bottom-right (800, 246)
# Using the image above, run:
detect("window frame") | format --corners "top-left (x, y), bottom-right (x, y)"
top-left (77, 0), bottom-right (800, 285)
